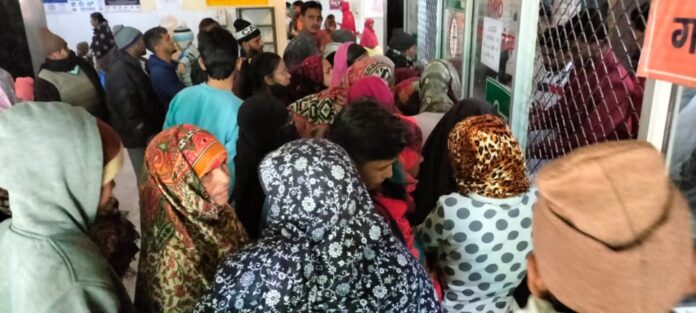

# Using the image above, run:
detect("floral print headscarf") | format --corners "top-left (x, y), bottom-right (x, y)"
top-left (136, 124), bottom-right (249, 313)
top-left (448, 114), bottom-right (530, 198)
top-left (342, 57), bottom-right (395, 89)
top-left (194, 139), bottom-right (441, 312)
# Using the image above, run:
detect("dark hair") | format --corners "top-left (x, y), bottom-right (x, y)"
top-left (292, 0), bottom-right (303, 7)
top-left (325, 52), bottom-right (336, 67)
top-left (90, 12), bottom-right (107, 24)
top-left (301, 1), bottom-right (322, 16)
top-left (286, 1), bottom-right (291, 8)
top-left (143, 26), bottom-right (168, 52)
top-left (198, 27), bottom-right (239, 80)
top-left (239, 52), bottom-right (282, 99)
top-left (565, 8), bottom-right (608, 42)
top-left (347, 43), bottom-right (367, 66)
top-left (630, 2), bottom-right (650, 32)
top-left (328, 99), bottom-right (408, 164)
top-left (199, 18), bottom-right (220, 33)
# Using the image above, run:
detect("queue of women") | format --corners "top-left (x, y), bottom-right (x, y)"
top-left (0, 13), bottom-right (694, 313)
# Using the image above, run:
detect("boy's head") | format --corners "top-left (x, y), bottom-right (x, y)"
top-left (198, 27), bottom-right (239, 80)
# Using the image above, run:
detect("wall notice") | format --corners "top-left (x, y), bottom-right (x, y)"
top-left (105, 0), bottom-right (140, 11)
top-left (481, 16), bottom-right (503, 72)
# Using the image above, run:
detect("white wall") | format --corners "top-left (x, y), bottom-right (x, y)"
top-left (46, 0), bottom-right (288, 53)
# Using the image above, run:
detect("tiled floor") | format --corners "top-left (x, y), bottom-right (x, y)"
top-left (113, 151), bottom-right (141, 300)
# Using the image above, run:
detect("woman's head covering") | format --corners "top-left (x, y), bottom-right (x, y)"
top-left (234, 94), bottom-right (292, 239)
top-left (395, 67), bottom-right (419, 85)
top-left (448, 114), bottom-right (530, 198)
top-left (410, 98), bottom-right (496, 225)
top-left (0, 68), bottom-right (16, 111)
top-left (330, 42), bottom-right (353, 87)
top-left (360, 18), bottom-right (379, 49)
top-left (342, 57), bottom-right (395, 89)
top-left (138, 124), bottom-right (248, 313)
top-left (419, 60), bottom-right (462, 113)
top-left (14, 77), bottom-right (33, 102)
top-left (394, 77), bottom-right (421, 116)
top-left (0, 102), bottom-right (104, 234)
top-left (347, 76), bottom-right (397, 113)
top-left (372, 55), bottom-right (396, 72)
top-left (290, 55), bottom-right (326, 100)
top-left (194, 139), bottom-right (442, 312)
top-left (289, 87), bottom-right (347, 125)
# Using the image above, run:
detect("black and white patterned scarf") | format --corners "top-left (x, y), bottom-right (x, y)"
top-left (194, 139), bottom-right (442, 313)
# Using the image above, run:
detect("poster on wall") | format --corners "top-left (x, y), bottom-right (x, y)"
top-left (329, 0), bottom-right (341, 10)
top-left (68, 0), bottom-right (102, 12)
top-left (105, 0), bottom-right (140, 12)
top-left (44, 0), bottom-right (71, 14)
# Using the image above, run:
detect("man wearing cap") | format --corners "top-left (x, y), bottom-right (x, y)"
top-left (34, 27), bottom-right (107, 121)
top-left (233, 18), bottom-right (264, 58)
top-left (386, 30), bottom-right (417, 69)
top-left (106, 25), bottom-right (164, 181)
top-left (519, 141), bottom-right (696, 313)
top-left (283, 1), bottom-right (324, 70)
top-left (172, 25), bottom-right (199, 87)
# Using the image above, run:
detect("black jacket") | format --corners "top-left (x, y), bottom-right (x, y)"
top-left (105, 51), bottom-right (165, 148)
top-left (386, 48), bottom-right (414, 69)
top-left (35, 54), bottom-right (108, 121)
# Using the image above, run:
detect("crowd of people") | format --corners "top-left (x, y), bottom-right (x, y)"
top-left (0, 1), bottom-right (694, 313)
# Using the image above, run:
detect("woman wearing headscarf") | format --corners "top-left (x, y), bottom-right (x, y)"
top-left (347, 76), bottom-right (398, 113)
top-left (289, 86), bottom-right (347, 139)
top-left (329, 42), bottom-right (366, 87)
top-left (417, 114), bottom-right (535, 313)
top-left (236, 52), bottom-right (292, 103)
top-left (342, 56), bottom-right (395, 89)
top-left (411, 98), bottom-right (495, 225)
top-left (360, 19), bottom-right (381, 56)
top-left (419, 60), bottom-right (462, 113)
top-left (340, 1), bottom-right (357, 34)
top-left (90, 12), bottom-right (116, 70)
top-left (234, 93), bottom-right (295, 239)
top-left (0, 102), bottom-right (135, 313)
top-left (194, 139), bottom-right (442, 312)
top-left (135, 125), bottom-right (249, 313)
top-left (289, 55), bottom-right (326, 101)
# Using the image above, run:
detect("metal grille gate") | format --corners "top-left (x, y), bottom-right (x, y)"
top-left (525, 0), bottom-right (650, 172)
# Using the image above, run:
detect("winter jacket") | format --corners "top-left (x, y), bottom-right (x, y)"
top-left (35, 54), bottom-right (108, 120)
top-left (146, 55), bottom-right (185, 109)
top-left (105, 51), bottom-right (164, 148)
top-left (0, 102), bottom-right (136, 313)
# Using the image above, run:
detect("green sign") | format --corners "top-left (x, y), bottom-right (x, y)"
top-left (485, 77), bottom-right (512, 119)
top-left (445, 0), bottom-right (464, 10)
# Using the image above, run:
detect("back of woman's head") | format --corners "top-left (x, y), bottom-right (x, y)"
top-left (91, 12), bottom-right (106, 24)
top-left (347, 44), bottom-right (367, 66)
top-left (328, 99), bottom-right (408, 164)
top-left (249, 52), bottom-right (282, 93)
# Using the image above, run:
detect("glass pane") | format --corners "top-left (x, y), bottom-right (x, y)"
top-left (442, 1), bottom-right (467, 86)
top-left (469, 0), bottom-right (522, 119)
top-left (668, 87), bottom-right (696, 236)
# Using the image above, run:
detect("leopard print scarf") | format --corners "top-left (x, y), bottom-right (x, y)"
top-left (447, 114), bottom-right (531, 198)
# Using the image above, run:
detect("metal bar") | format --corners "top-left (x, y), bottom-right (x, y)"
top-left (637, 79), bottom-right (675, 151)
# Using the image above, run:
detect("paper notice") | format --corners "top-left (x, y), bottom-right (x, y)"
top-left (481, 16), bottom-right (503, 72)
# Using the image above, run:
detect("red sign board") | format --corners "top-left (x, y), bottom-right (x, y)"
top-left (637, 0), bottom-right (696, 88)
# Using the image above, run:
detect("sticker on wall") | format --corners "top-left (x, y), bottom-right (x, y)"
top-left (105, 0), bottom-right (140, 12)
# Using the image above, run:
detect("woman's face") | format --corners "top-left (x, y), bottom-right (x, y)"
top-left (358, 159), bottom-right (396, 191)
top-left (200, 161), bottom-right (230, 206)
top-left (322, 58), bottom-right (333, 87)
top-left (270, 60), bottom-right (291, 87)
top-left (90, 18), bottom-right (98, 27)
